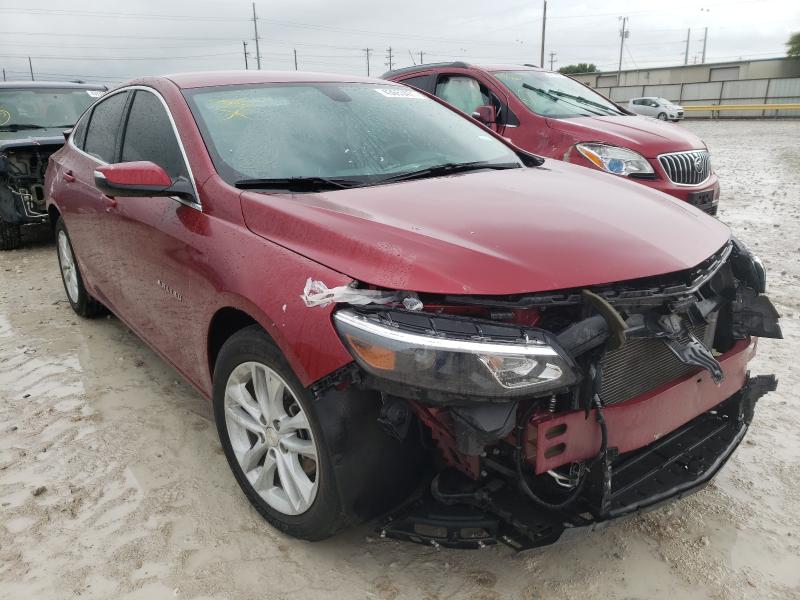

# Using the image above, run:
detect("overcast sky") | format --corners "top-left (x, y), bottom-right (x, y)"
top-left (0, 0), bottom-right (797, 85)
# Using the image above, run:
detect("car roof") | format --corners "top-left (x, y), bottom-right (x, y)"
top-left (0, 80), bottom-right (107, 90)
top-left (382, 63), bottom-right (546, 78)
top-left (150, 70), bottom-right (398, 90)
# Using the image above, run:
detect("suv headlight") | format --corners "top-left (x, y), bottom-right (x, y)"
top-left (575, 143), bottom-right (654, 177)
top-left (333, 309), bottom-right (578, 399)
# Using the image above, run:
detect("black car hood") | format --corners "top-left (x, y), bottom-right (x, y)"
top-left (0, 128), bottom-right (66, 151)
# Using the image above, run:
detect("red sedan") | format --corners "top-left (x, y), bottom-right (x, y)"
top-left (45, 71), bottom-right (779, 549)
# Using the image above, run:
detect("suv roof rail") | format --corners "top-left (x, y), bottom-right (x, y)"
top-left (380, 61), bottom-right (471, 79)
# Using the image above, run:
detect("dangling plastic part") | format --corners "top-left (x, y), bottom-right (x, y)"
top-left (300, 278), bottom-right (423, 310)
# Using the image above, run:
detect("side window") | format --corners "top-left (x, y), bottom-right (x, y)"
top-left (120, 90), bottom-right (188, 179)
top-left (632, 99), bottom-right (644, 106)
top-left (435, 75), bottom-right (490, 116)
top-left (399, 74), bottom-right (436, 94)
top-left (71, 111), bottom-right (90, 149)
top-left (83, 91), bottom-right (128, 162)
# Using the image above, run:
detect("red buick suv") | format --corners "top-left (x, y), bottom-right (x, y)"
top-left (384, 63), bottom-right (720, 215)
top-left (45, 71), bottom-right (778, 549)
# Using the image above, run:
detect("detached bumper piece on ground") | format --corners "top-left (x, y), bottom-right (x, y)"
top-left (329, 239), bottom-right (782, 550)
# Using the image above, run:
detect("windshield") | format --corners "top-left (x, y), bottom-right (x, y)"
top-left (0, 88), bottom-right (103, 130)
top-left (183, 83), bottom-right (521, 187)
top-left (494, 70), bottom-right (626, 118)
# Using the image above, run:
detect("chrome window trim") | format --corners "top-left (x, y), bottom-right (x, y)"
top-left (68, 85), bottom-right (202, 211)
top-left (656, 149), bottom-right (712, 188)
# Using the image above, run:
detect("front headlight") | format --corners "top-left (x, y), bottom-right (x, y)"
top-left (333, 309), bottom-right (578, 399)
top-left (575, 143), bottom-right (654, 177)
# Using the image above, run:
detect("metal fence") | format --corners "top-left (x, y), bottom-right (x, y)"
top-left (594, 77), bottom-right (800, 118)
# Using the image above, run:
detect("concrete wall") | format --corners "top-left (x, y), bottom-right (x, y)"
top-left (571, 57), bottom-right (800, 88)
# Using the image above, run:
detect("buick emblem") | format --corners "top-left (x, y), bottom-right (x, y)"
top-left (693, 156), bottom-right (703, 172)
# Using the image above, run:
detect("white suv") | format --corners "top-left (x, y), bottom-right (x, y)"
top-left (628, 97), bottom-right (684, 121)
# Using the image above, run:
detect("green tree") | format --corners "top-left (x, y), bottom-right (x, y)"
top-left (787, 32), bottom-right (800, 58)
top-left (558, 63), bottom-right (598, 74)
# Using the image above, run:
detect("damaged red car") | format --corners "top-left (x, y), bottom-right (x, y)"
top-left (45, 72), bottom-right (781, 549)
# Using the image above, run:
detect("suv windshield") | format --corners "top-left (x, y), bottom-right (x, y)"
top-left (183, 83), bottom-right (521, 187)
top-left (494, 70), bottom-right (626, 118)
top-left (0, 88), bottom-right (103, 131)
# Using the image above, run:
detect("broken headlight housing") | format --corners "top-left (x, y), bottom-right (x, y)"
top-left (575, 143), bottom-right (654, 177)
top-left (332, 309), bottom-right (578, 399)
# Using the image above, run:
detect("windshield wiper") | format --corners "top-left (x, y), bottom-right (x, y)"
top-left (234, 176), bottom-right (364, 191)
top-left (372, 161), bottom-right (521, 185)
top-left (547, 90), bottom-right (622, 115)
top-left (0, 123), bottom-right (48, 132)
top-left (522, 83), bottom-right (562, 103)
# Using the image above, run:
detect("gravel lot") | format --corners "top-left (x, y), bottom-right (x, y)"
top-left (1, 120), bottom-right (799, 600)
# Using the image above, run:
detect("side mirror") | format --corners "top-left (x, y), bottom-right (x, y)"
top-left (471, 104), bottom-right (497, 126)
top-left (94, 161), bottom-right (194, 200)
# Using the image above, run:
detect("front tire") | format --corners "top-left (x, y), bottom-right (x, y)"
top-left (657, 112), bottom-right (668, 121)
top-left (213, 326), bottom-right (422, 540)
top-left (0, 217), bottom-right (21, 251)
top-left (55, 218), bottom-right (105, 317)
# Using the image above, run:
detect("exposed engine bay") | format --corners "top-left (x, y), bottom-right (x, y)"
top-left (0, 144), bottom-right (60, 222)
top-left (318, 238), bottom-right (782, 549)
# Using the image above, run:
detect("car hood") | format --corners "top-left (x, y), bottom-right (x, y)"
top-left (0, 129), bottom-right (65, 151)
top-left (240, 160), bottom-right (730, 296)
top-left (546, 115), bottom-right (704, 157)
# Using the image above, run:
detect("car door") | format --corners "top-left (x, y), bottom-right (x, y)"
top-left (104, 87), bottom-right (211, 376)
top-left (54, 90), bottom-right (129, 308)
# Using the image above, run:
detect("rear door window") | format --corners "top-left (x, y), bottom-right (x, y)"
top-left (120, 90), bottom-right (188, 179)
top-left (83, 91), bottom-right (128, 163)
top-left (399, 74), bottom-right (436, 94)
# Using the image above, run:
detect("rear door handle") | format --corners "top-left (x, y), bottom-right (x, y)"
top-left (102, 194), bottom-right (118, 212)
top-left (63, 170), bottom-right (75, 183)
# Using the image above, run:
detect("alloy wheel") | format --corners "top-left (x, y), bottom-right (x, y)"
top-left (57, 230), bottom-right (79, 303)
top-left (223, 361), bottom-right (319, 516)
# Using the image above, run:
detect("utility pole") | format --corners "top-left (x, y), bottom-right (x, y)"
top-left (548, 51), bottom-right (557, 71)
top-left (540, 0), bottom-right (547, 68)
top-left (2, 69), bottom-right (5, 82)
top-left (293, 48), bottom-right (298, 70)
top-left (386, 46), bottom-right (394, 72)
top-left (408, 49), bottom-right (417, 65)
top-left (617, 17), bottom-right (628, 85)
top-left (684, 28), bottom-right (691, 65)
top-left (363, 48), bottom-right (372, 76)
top-left (28, 56), bottom-right (34, 81)
top-left (701, 27), bottom-right (708, 63)
top-left (242, 41), bottom-right (249, 70)
top-left (252, 2), bottom-right (261, 70)
top-left (419, 50), bottom-right (424, 64)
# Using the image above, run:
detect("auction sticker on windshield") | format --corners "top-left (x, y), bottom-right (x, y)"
top-left (374, 87), bottom-right (424, 99)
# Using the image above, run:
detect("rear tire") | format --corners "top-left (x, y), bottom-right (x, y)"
top-left (0, 217), bottom-right (21, 251)
top-left (55, 217), bottom-right (106, 318)
top-left (657, 112), bottom-right (667, 121)
top-left (213, 325), bottom-right (422, 540)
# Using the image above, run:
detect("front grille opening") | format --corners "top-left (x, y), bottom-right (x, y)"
top-left (659, 150), bottom-right (711, 185)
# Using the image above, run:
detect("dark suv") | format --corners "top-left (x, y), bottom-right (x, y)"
top-left (0, 81), bottom-right (106, 249)
top-left (384, 63), bottom-right (720, 215)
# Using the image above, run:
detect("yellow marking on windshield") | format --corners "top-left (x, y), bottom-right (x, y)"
top-left (211, 98), bottom-right (252, 120)
top-left (0, 108), bottom-right (10, 126)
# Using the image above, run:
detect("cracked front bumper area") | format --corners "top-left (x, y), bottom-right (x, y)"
top-left (381, 375), bottom-right (776, 550)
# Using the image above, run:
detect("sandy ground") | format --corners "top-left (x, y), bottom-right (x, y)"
top-left (1, 120), bottom-right (799, 600)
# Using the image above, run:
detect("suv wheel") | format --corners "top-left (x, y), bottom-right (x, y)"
top-left (213, 325), bottom-right (423, 540)
top-left (657, 112), bottom-right (667, 121)
top-left (55, 218), bottom-right (106, 317)
top-left (0, 217), bottom-right (21, 251)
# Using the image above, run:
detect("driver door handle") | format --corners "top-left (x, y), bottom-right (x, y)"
top-left (63, 170), bottom-right (75, 183)
top-left (102, 195), bottom-right (118, 211)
